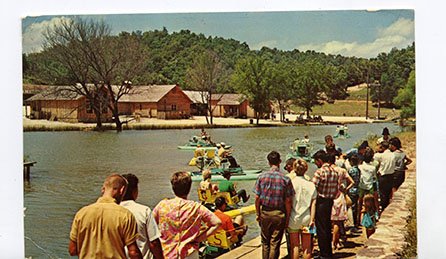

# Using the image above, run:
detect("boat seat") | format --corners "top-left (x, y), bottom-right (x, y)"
top-left (197, 188), bottom-right (239, 205)
top-left (206, 230), bottom-right (236, 249)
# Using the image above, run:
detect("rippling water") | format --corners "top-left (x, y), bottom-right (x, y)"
top-left (23, 123), bottom-right (401, 258)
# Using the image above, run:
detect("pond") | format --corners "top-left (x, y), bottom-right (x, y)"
top-left (24, 122), bottom-right (401, 258)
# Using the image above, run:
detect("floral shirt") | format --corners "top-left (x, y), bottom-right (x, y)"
top-left (153, 197), bottom-right (219, 259)
top-left (348, 166), bottom-right (361, 195)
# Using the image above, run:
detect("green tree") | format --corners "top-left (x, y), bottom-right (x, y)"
top-left (393, 70), bottom-right (415, 118)
top-left (292, 60), bottom-right (326, 117)
top-left (270, 61), bottom-right (294, 122)
top-left (231, 55), bottom-right (273, 124)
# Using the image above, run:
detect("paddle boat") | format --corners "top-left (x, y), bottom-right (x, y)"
top-left (334, 125), bottom-right (351, 139)
top-left (199, 202), bottom-right (256, 258)
top-left (190, 167), bottom-right (262, 182)
top-left (178, 136), bottom-right (232, 150)
top-left (286, 139), bottom-right (313, 162)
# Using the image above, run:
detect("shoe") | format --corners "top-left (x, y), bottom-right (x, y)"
top-left (351, 227), bottom-right (362, 233)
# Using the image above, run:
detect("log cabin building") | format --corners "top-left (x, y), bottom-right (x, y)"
top-left (210, 93), bottom-right (255, 118)
top-left (118, 85), bottom-right (192, 119)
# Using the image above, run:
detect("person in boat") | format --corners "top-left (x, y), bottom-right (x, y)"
top-left (201, 128), bottom-right (208, 138)
top-left (200, 169), bottom-right (219, 194)
top-left (254, 151), bottom-right (295, 259)
top-left (288, 159), bottom-right (317, 259)
top-left (120, 174), bottom-right (164, 259)
top-left (377, 127), bottom-right (391, 145)
top-left (302, 134), bottom-right (310, 144)
top-left (324, 135), bottom-right (341, 155)
top-left (219, 171), bottom-right (250, 203)
top-left (213, 196), bottom-right (247, 245)
top-left (68, 174), bottom-right (142, 259)
top-left (218, 142), bottom-right (239, 168)
top-left (153, 171), bottom-right (221, 259)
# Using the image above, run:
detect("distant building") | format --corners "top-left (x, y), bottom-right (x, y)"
top-left (117, 84), bottom-right (192, 119)
top-left (211, 93), bottom-right (255, 118)
top-left (183, 90), bottom-right (208, 116)
top-left (26, 85), bottom-right (112, 123)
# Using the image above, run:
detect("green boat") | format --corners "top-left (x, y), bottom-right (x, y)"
top-left (286, 141), bottom-right (313, 162)
top-left (190, 167), bottom-right (262, 182)
top-left (177, 136), bottom-right (231, 150)
top-left (334, 125), bottom-right (351, 139)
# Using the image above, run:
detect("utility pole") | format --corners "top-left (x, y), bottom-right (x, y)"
top-left (377, 81), bottom-right (381, 119)
top-left (366, 69), bottom-right (369, 120)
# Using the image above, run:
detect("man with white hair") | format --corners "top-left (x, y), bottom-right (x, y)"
top-left (218, 142), bottom-right (239, 168)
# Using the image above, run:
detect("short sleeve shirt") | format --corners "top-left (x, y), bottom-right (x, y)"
top-left (70, 197), bottom-right (138, 259)
top-left (374, 149), bottom-right (396, 176)
top-left (348, 166), bottom-right (361, 195)
top-left (253, 166), bottom-right (295, 210)
top-left (393, 150), bottom-right (407, 172)
top-left (214, 210), bottom-right (235, 232)
top-left (312, 163), bottom-right (339, 199)
top-left (358, 162), bottom-right (377, 190)
top-left (219, 180), bottom-right (235, 193)
top-left (153, 197), bottom-right (220, 259)
top-left (120, 200), bottom-right (161, 259)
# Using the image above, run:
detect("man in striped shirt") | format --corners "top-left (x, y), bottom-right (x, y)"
top-left (254, 151), bottom-right (295, 259)
top-left (312, 150), bottom-right (339, 259)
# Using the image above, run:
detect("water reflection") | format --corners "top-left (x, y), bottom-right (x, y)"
top-left (23, 123), bottom-right (401, 257)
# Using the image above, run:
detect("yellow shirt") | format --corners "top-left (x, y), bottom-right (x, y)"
top-left (70, 197), bottom-right (138, 259)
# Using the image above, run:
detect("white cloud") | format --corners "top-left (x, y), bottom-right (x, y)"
top-left (22, 17), bottom-right (72, 54)
top-left (297, 18), bottom-right (414, 58)
top-left (250, 40), bottom-right (278, 50)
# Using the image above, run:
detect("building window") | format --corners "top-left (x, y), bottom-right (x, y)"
top-left (139, 104), bottom-right (143, 110)
top-left (171, 104), bottom-right (177, 111)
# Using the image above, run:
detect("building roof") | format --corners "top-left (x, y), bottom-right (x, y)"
top-left (26, 86), bottom-right (85, 101)
top-left (119, 85), bottom-right (181, 103)
top-left (23, 84), bottom-right (52, 95)
top-left (213, 93), bottom-right (246, 105)
top-left (183, 90), bottom-right (208, 104)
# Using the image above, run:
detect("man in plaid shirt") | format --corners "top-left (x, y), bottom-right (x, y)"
top-left (254, 151), bottom-right (295, 259)
top-left (312, 150), bottom-right (339, 259)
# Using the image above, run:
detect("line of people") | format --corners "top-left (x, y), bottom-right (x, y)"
top-left (68, 127), bottom-right (411, 259)
top-left (253, 129), bottom-right (412, 259)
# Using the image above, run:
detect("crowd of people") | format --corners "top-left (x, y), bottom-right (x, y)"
top-left (68, 127), bottom-right (412, 259)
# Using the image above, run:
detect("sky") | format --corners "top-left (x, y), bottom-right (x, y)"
top-left (22, 10), bottom-right (414, 58)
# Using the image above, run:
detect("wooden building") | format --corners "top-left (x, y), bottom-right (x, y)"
top-left (26, 86), bottom-right (112, 123)
top-left (183, 90), bottom-right (208, 116)
top-left (210, 93), bottom-right (255, 118)
top-left (118, 85), bottom-right (192, 119)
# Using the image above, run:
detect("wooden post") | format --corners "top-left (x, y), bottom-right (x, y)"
top-left (23, 161), bottom-right (36, 181)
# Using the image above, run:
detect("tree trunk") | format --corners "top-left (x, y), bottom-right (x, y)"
top-left (256, 112), bottom-right (260, 125)
top-left (94, 108), bottom-right (103, 131)
top-left (112, 102), bottom-right (122, 132)
top-left (306, 108), bottom-right (310, 118)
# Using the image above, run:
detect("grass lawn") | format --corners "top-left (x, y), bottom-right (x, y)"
top-left (290, 100), bottom-right (400, 118)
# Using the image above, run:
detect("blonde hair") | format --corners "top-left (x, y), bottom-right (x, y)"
top-left (103, 174), bottom-right (128, 191)
top-left (293, 159), bottom-right (308, 176)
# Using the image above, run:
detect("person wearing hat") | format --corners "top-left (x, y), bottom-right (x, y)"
top-left (377, 127), bottom-right (391, 145)
top-left (219, 171), bottom-right (250, 203)
top-left (218, 142), bottom-right (239, 168)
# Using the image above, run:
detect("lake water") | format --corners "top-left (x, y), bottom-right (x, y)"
top-left (23, 122), bottom-right (401, 258)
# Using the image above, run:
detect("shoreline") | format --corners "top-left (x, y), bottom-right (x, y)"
top-left (22, 115), bottom-right (394, 132)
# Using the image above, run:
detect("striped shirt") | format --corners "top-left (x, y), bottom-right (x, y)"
top-left (312, 163), bottom-right (339, 199)
top-left (254, 166), bottom-right (295, 210)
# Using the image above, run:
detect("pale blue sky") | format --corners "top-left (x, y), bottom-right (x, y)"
top-left (22, 10), bottom-right (414, 58)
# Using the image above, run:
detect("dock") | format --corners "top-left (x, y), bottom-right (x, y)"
top-left (218, 236), bottom-right (288, 259)
top-left (23, 161), bottom-right (37, 181)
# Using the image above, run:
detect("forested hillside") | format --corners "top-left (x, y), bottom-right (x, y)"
top-left (22, 20), bottom-right (415, 120)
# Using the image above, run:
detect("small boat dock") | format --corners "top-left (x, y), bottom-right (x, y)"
top-left (23, 161), bottom-right (37, 181)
